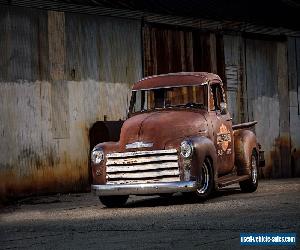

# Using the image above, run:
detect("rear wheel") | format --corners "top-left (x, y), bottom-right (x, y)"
top-left (99, 195), bottom-right (129, 208)
top-left (239, 150), bottom-right (258, 192)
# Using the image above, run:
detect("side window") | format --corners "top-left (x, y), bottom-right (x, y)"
top-left (210, 84), bottom-right (224, 111)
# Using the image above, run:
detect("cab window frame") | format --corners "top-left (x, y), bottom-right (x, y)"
top-left (209, 83), bottom-right (225, 112)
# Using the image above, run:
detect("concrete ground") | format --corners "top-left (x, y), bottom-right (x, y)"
top-left (0, 178), bottom-right (299, 249)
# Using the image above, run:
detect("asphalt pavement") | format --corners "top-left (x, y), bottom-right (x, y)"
top-left (1, 178), bottom-right (299, 249)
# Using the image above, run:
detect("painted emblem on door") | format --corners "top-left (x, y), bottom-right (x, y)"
top-left (217, 124), bottom-right (232, 155)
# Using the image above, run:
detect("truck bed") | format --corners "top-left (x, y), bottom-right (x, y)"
top-left (232, 121), bottom-right (257, 130)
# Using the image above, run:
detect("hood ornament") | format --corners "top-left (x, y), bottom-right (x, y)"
top-left (126, 141), bottom-right (153, 149)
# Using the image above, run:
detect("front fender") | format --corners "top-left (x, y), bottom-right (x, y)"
top-left (188, 136), bottom-right (218, 189)
top-left (91, 142), bottom-right (120, 184)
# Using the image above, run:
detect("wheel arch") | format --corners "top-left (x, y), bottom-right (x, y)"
top-left (188, 136), bottom-right (218, 189)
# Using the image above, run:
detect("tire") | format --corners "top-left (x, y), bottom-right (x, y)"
top-left (185, 158), bottom-right (214, 200)
top-left (239, 150), bottom-right (258, 193)
top-left (196, 158), bottom-right (214, 199)
top-left (99, 195), bottom-right (129, 208)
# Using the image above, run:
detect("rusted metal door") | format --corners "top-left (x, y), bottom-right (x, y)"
top-left (143, 23), bottom-right (218, 76)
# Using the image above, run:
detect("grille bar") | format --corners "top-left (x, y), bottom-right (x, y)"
top-left (106, 177), bottom-right (180, 185)
top-left (108, 169), bottom-right (179, 179)
top-left (106, 149), bottom-right (180, 184)
top-left (106, 149), bottom-right (177, 158)
top-left (107, 162), bottom-right (178, 173)
top-left (106, 154), bottom-right (178, 165)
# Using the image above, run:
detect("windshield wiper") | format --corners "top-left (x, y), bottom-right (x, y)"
top-left (166, 103), bottom-right (204, 109)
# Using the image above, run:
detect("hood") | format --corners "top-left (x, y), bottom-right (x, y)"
top-left (119, 110), bottom-right (208, 150)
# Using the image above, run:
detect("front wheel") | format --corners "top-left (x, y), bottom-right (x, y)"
top-left (195, 158), bottom-right (214, 199)
top-left (185, 158), bottom-right (214, 200)
top-left (239, 150), bottom-right (258, 193)
top-left (99, 195), bottom-right (129, 208)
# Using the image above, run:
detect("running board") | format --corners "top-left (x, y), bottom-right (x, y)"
top-left (217, 174), bottom-right (250, 188)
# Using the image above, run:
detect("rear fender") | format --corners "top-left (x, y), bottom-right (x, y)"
top-left (233, 129), bottom-right (258, 176)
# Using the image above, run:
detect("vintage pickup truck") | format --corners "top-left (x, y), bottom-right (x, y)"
top-left (91, 72), bottom-right (265, 207)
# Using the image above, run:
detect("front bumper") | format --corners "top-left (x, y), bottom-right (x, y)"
top-left (91, 181), bottom-right (198, 196)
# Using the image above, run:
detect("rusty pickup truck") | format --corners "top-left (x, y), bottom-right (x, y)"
top-left (91, 72), bottom-right (265, 207)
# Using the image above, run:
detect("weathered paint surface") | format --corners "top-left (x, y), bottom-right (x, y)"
top-left (0, 6), bottom-right (142, 199)
top-left (143, 24), bottom-right (219, 76)
top-left (224, 35), bottom-right (300, 178)
top-left (245, 38), bottom-right (281, 178)
top-left (223, 35), bottom-right (246, 124)
top-left (288, 37), bottom-right (300, 177)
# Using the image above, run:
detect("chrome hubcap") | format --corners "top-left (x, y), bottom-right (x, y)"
top-left (197, 161), bottom-right (209, 194)
top-left (251, 155), bottom-right (257, 184)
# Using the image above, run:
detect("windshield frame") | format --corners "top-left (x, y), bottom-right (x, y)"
top-left (128, 84), bottom-right (209, 116)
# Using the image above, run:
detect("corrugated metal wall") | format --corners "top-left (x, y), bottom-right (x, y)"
top-left (287, 37), bottom-right (300, 177)
top-left (143, 23), bottom-right (300, 178)
top-left (0, 6), bottom-right (142, 198)
top-left (223, 34), bottom-right (300, 178)
top-left (245, 38), bottom-right (286, 178)
top-left (0, 4), bottom-right (299, 199)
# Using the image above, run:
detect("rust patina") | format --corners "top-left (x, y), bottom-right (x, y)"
top-left (132, 72), bottom-right (221, 90)
top-left (91, 72), bottom-right (264, 207)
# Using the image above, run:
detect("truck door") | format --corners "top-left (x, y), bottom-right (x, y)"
top-left (209, 82), bottom-right (235, 175)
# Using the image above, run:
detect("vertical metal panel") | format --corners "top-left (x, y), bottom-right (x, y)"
top-left (143, 24), bottom-right (217, 76)
top-left (0, 6), bottom-right (49, 81)
top-left (143, 25), bottom-right (156, 77)
top-left (288, 37), bottom-right (300, 177)
top-left (0, 6), bottom-right (142, 199)
top-left (143, 24), bottom-right (195, 75)
top-left (48, 11), bottom-right (65, 81)
top-left (277, 42), bottom-right (291, 177)
top-left (98, 17), bottom-right (142, 83)
top-left (183, 31), bottom-right (194, 72)
top-left (245, 38), bottom-right (281, 178)
top-left (223, 35), bottom-right (246, 124)
top-left (0, 7), bottom-right (11, 81)
top-left (65, 14), bottom-right (142, 83)
top-left (51, 80), bottom-right (70, 139)
top-left (8, 8), bottom-right (37, 81)
top-left (209, 33), bottom-right (217, 74)
top-left (192, 31), bottom-right (212, 72)
top-left (48, 11), bottom-right (70, 139)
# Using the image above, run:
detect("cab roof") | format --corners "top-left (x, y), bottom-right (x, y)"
top-left (132, 72), bottom-right (222, 91)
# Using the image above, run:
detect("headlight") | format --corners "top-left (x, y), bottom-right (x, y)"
top-left (180, 140), bottom-right (193, 158)
top-left (91, 149), bottom-right (104, 164)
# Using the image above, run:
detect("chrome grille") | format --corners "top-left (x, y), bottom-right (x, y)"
top-left (106, 149), bottom-right (180, 184)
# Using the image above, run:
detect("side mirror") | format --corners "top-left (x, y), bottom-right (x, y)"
top-left (220, 102), bottom-right (227, 115)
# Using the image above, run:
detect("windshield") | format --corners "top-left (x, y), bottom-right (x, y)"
top-left (129, 85), bottom-right (208, 114)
